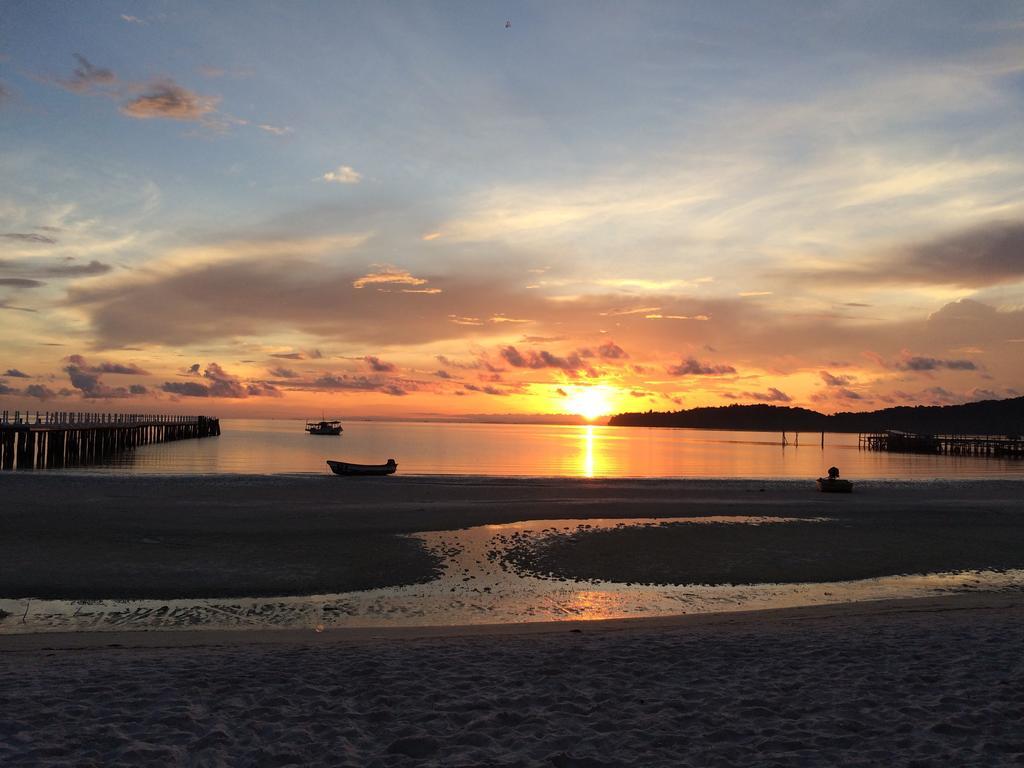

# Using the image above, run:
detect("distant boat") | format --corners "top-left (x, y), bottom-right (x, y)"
top-left (306, 420), bottom-right (343, 436)
top-left (327, 459), bottom-right (397, 476)
top-left (816, 477), bottom-right (853, 493)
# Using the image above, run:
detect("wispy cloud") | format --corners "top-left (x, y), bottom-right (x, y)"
top-left (353, 266), bottom-right (431, 291)
top-left (667, 357), bottom-right (737, 376)
top-left (0, 278), bottom-right (45, 289)
top-left (258, 124), bottom-right (292, 136)
top-left (120, 80), bottom-right (220, 121)
top-left (58, 54), bottom-right (116, 93)
top-left (322, 165), bottom-right (362, 184)
top-left (0, 259), bottom-right (112, 278)
top-left (2, 233), bottom-right (57, 244)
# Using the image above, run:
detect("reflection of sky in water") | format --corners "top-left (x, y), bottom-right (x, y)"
top-left (55, 419), bottom-right (1024, 478)
top-left (4, 516), bottom-right (1022, 635)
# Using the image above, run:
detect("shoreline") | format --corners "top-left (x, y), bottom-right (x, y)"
top-left (2, 591), bottom-right (1019, 651)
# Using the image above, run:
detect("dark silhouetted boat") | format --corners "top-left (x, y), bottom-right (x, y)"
top-left (327, 459), bottom-right (397, 476)
top-left (306, 420), bottom-right (343, 435)
top-left (817, 465), bottom-right (853, 492)
top-left (816, 477), bottom-right (853, 493)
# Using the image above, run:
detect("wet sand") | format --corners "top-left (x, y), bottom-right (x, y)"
top-left (2, 474), bottom-right (1022, 599)
top-left (2, 594), bottom-right (1023, 766)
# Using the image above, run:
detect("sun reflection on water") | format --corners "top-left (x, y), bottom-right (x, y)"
top-left (582, 425), bottom-right (594, 477)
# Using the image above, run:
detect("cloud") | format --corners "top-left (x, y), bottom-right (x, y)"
top-left (120, 80), bottom-right (219, 121)
top-left (464, 383), bottom-right (508, 396)
top-left (3, 369), bottom-right (29, 378)
top-left (0, 278), bottom-right (45, 288)
top-left (433, 369), bottom-right (453, 379)
top-left (895, 354), bottom-right (977, 371)
top-left (0, 382), bottom-right (17, 395)
top-left (59, 54), bottom-right (116, 93)
top-left (740, 387), bottom-right (792, 403)
top-left (24, 384), bottom-right (57, 400)
top-left (820, 371), bottom-right (854, 387)
top-left (322, 165), bottom-right (362, 184)
top-left (258, 124), bottom-right (292, 136)
top-left (120, 14), bottom-right (146, 24)
top-left (645, 314), bottom-right (710, 321)
top-left (500, 346), bottom-right (591, 376)
top-left (353, 266), bottom-right (430, 290)
top-left (0, 301), bottom-right (36, 313)
top-left (162, 381), bottom-right (210, 397)
top-left (601, 306), bottom-right (662, 317)
top-left (62, 354), bottom-right (150, 398)
top-left (436, 354), bottom-right (503, 373)
top-left (449, 315), bottom-right (483, 326)
top-left (597, 341), bottom-right (628, 359)
top-left (161, 363), bottom-right (280, 398)
top-left (65, 354), bottom-right (149, 375)
top-left (364, 356), bottom-right (395, 372)
top-left (789, 221), bottom-right (1024, 289)
top-left (0, 259), bottom-right (112, 278)
top-left (300, 374), bottom-right (408, 396)
top-left (64, 363), bottom-right (138, 399)
top-left (666, 357), bottom-right (737, 376)
top-left (268, 367), bottom-right (300, 378)
top-left (0, 82), bottom-right (8, 104)
top-left (2, 233), bottom-right (57, 244)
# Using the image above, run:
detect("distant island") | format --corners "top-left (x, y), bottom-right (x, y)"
top-left (608, 397), bottom-right (1024, 435)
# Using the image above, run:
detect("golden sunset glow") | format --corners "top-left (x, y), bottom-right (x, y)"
top-left (563, 386), bottom-right (619, 422)
top-left (1, 5), bottom-right (1022, 419)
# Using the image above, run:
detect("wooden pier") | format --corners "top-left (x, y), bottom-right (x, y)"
top-left (859, 430), bottom-right (1024, 458)
top-left (0, 411), bottom-right (220, 470)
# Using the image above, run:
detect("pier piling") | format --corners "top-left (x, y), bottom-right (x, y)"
top-left (859, 430), bottom-right (1023, 458)
top-left (0, 411), bottom-right (220, 470)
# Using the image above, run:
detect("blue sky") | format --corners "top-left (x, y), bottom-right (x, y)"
top-left (2, 2), bottom-right (1023, 416)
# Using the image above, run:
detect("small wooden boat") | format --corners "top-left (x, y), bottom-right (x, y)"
top-left (817, 477), bottom-right (853, 493)
top-left (306, 420), bottom-right (342, 436)
top-left (327, 459), bottom-right (397, 476)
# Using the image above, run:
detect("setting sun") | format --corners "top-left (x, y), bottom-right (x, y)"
top-left (562, 386), bottom-right (618, 421)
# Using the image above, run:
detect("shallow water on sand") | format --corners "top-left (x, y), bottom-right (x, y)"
top-left (3, 516), bottom-right (1021, 634)
top-left (48, 419), bottom-right (1024, 479)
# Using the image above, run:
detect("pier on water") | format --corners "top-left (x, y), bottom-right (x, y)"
top-left (859, 430), bottom-right (1024, 458)
top-left (0, 411), bottom-right (220, 470)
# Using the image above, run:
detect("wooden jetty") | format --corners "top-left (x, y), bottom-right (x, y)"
top-left (859, 430), bottom-right (1024, 458)
top-left (0, 411), bottom-right (220, 470)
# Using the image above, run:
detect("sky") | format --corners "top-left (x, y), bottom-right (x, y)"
top-left (2, 1), bottom-right (1024, 420)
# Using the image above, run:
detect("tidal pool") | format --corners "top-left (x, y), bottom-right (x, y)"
top-left (2, 516), bottom-right (1021, 634)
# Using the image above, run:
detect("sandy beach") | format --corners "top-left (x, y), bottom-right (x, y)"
top-left (2, 594), bottom-right (1023, 766)
top-left (3, 474), bottom-right (1024, 765)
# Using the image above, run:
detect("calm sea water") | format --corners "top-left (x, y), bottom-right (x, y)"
top-left (65, 419), bottom-right (1024, 479)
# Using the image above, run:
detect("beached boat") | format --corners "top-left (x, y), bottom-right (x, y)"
top-left (817, 477), bottom-right (853, 493)
top-left (327, 459), bottom-right (397, 476)
top-left (306, 420), bottom-right (343, 435)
